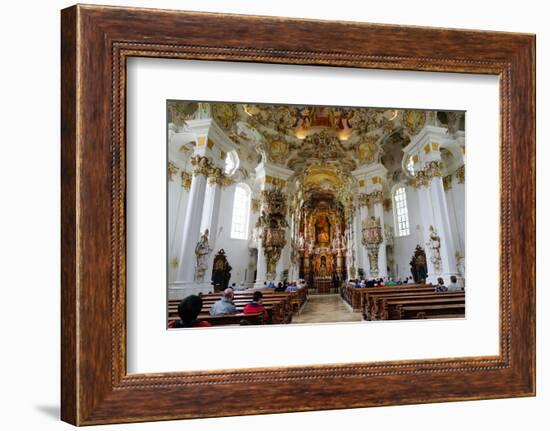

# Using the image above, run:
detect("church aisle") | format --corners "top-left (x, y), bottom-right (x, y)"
top-left (292, 294), bottom-right (362, 324)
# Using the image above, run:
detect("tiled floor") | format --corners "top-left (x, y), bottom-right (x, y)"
top-left (292, 294), bottom-right (363, 324)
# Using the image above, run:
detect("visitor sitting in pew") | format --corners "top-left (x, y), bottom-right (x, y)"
top-left (387, 278), bottom-right (397, 286)
top-left (209, 288), bottom-right (237, 315)
top-left (285, 282), bottom-right (299, 292)
top-left (169, 295), bottom-right (212, 328)
top-left (243, 291), bottom-right (269, 320)
top-left (435, 277), bottom-right (448, 292)
top-left (447, 275), bottom-right (462, 291)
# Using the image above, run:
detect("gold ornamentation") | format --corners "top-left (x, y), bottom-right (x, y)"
top-left (257, 187), bottom-right (288, 279)
top-left (251, 198), bottom-right (261, 213)
top-left (443, 175), bottom-right (453, 191)
top-left (402, 110), bottom-right (426, 135)
top-left (383, 198), bottom-right (392, 211)
top-left (361, 216), bottom-right (383, 277)
top-left (181, 171), bottom-right (192, 190)
top-left (357, 193), bottom-right (369, 207)
top-left (357, 136), bottom-right (379, 163)
top-left (190, 155), bottom-right (213, 176)
top-left (268, 139), bottom-right (288, 163)
top-left (455, 165), bottom-right (465, 184)
top-left (207, 167), bottom-right (225, 185)
top-left (196, 136), bottom-right (207, 147)
top-left (367, 190), bottom-right (384, 205)
top-left (359, 179), bottom-right (365, 187)
top-left (264, 175), bottom-right (287, 187)
top-left (167, 162), bottom-right (179, 181)
top-left (424, 161), bottom-right (442, 179)
top-left (168, 101), bottom-right (198, 126)
top-left (212, 103), bottom-right (239, 130)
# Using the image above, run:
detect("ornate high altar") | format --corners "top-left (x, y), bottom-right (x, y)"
top-left (296, 202), bottom-right (348, 293)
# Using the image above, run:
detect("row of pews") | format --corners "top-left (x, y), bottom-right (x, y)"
top-left (168, 287), bottom-right (308, 327)
top-left (341, 283), bottom-right (465, 320)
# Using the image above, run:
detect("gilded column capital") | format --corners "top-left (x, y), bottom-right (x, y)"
top-left (443, 174), bottom-right (453, 191)
top-left (454, 165), bottom-right (465, 184)
top-left (424, 160), bottom-right (443, 179)
top-left (411, 160), bottom-right (443, 188)
top-left (207, 167), bottom-right (225, 185)
top-left (167, 161), bottom-right (179, 181)
top-left (181, 171), bottom-right (192, 190)
top-left (357, 193), bottom-right (369, 207)
top-left (190, 155), bottom-right (213, 176)
top-left (367, 190), bottom-right (384, 205)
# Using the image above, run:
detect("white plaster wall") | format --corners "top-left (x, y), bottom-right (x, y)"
top-left (167, 179), bottom-right (189, 282)
top-left (391, 186), bottom-right (425, 280)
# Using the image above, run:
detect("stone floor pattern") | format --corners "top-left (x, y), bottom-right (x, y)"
top-left (291, 294), bottom-right (363, 324)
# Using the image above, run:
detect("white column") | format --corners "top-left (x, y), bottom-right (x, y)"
top-left (415, 186), bottom-right (438, 279)
top-left (373, 200), bottom-right (388, 279)
top-left (172, 156), bottom-right (211, 297)
top-left (200, 177), bottom-right (222, 238)
top-left (426, 173), bottom-right (459, 283)
top-left (255, 240), bottom-right (267, 287)
top-left (358, 203), bottom-right (370, 277)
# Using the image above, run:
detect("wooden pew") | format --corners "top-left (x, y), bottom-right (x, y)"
top-left (385, 294), bottom-right (465, 320)
top-left (168, 312), bottom-right (264, 326)
top-left (342, 283), bottom-right (433, 311)
top-left (168, 290), bottom-right (296, 325)
top-left (362, 289), bottom-right (465, 320)
top-left (397, 303), bottom-right (465, 319)
top-left (364, 289), bottom-right (462, 320)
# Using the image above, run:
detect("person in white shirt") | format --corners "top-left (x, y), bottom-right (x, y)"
top-left (447, 275), bottom-right (463, 291)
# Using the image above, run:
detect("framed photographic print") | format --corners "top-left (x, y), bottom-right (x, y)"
top-left (61, 4), bottom-right (535, 425)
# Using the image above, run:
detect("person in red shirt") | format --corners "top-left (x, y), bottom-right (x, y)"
top-left (168, 294), bottom-right (212, 328)
top-left (243, 291), bottom-right (269, 322)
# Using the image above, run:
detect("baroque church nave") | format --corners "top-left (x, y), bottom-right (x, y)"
top-left (167, 101), bottom-right (465, 322)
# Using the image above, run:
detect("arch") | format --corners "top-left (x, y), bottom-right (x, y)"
top-left (230, 183), bottom-right (251, 240)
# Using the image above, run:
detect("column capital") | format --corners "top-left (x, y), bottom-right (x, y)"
top-left (181, 171), bottom-right (192, 190)
top-left (190, 155), bottom-right (213, 176)
top-left (367, 190), bottom-right (385, 205)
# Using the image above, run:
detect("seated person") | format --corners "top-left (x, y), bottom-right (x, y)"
top-left (285, 282), bottom-right (298, 292)
top-left (169, 295), bottom-right (211, 328)
top-left (243, 291), bottom-right (269, 320)
top-left (274, 282), bottom-right (285, 292)
top-left (209, 288), bottom-right (237, 315)
top-left (435, 277), bottom-right (448, 292)
top-left (387, 278), bottom-right (397, 286)
top-left (267, 281), bottom-right (276, 288)
top-left (447, 275), bottom-right (463, 291)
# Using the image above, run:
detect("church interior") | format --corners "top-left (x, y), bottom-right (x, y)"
top-left (167, 101), bottom-right (466, 327)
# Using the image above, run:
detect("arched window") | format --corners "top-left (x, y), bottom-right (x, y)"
top-left (230, 183), bottom-right (251, 240)
top-left (393, 186), bottom-right (410, 237)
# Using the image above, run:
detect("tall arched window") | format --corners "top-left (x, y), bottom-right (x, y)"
top-left (230, 183), bottom-right (251, 240)
top-left (393, 186), bottom-right (410, 237)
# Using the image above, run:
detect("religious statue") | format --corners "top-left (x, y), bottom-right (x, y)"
top-left (318, 255), bottom-right (329, 277)
top-left (194, 229), bottom-right (212, 281)
top-left (316, 216), bottom-right (330, 245)
top-left (426, 225), bottom-right (442, 271)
